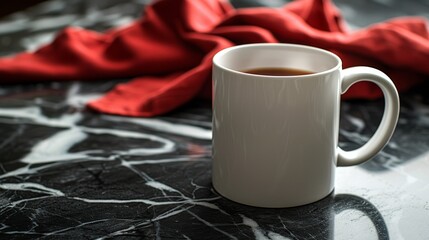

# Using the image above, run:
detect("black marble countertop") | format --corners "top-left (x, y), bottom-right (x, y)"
top-left (1, 0), bottom-right (428, 239)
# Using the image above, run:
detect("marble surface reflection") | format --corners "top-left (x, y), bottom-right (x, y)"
top-left (1, 0), bottom-right (429, 239)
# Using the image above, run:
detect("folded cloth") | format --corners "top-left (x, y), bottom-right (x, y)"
top-left (0, 0), bottom-right (428, 117)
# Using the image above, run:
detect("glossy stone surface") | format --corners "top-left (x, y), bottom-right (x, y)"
top-left (1, 0), bottom-right (428, 239)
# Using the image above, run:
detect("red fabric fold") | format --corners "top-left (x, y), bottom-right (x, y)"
top-left (0, 0), bottom-right (428, 117)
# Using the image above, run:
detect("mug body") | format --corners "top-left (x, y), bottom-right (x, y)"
top-left (212, 44), bottom-right (342, 208)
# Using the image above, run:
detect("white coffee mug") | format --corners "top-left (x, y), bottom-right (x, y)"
top-left (212, 43), bottom-right (399, 208)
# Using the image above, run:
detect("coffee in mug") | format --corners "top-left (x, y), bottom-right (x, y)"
top-left (243, 67), bottom-right (314, 76)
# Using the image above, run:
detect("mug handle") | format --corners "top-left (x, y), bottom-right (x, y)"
top-left (337, 67), bottom-right (400, 166)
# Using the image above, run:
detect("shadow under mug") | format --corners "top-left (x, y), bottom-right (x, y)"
top-left (212, 43), bottom-right (400, 208)
top-left (211, 193), bottom-right (389, 240)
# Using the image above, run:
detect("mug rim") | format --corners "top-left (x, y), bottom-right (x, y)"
top-left (212, 43), bottom-right (342, 79)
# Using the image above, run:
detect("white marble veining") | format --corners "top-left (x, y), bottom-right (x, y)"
top-left (0, 82), bottom-right (225, 238)
top-left (241, 215), bottom-right (291, 240)
top-left (0, 182), bottom-right (65, 196)
top-left (103, 115), bottom-right (212, 140)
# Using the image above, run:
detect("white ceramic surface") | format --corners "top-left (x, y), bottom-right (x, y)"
top-left (212, 44), bottom-right (400, 208)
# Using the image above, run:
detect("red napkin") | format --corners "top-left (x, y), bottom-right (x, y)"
top-left (1, 0), bottom-right (428, 117)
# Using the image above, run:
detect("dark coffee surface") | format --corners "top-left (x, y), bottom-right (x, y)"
top-left (243, 67), bottom-right (314, 76)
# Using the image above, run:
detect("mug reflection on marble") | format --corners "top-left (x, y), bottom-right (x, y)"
top-left (212, 193), bottom-right (389, 240)
top-left (212, 43), bottom-right (400, 208)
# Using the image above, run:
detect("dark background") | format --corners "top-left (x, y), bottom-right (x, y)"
top-left (0, 1), bottom-right (47, 17)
